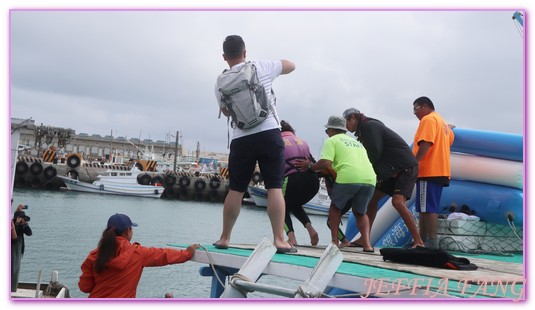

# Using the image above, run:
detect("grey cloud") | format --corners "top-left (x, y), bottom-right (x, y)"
top-left (10, 10), bottom-right (524, 155)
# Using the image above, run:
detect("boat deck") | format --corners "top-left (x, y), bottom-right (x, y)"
top-left (11, 288), bottom-right (44, 298)
top-left (169, 243), bottom-right (524, 299)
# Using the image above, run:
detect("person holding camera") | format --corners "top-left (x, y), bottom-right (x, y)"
top-left (11, 204), bottom-right (32, 292)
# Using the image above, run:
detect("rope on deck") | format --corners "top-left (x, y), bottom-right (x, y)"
top-left (296, 286), bottom-right (324, 298)
top-left (229, 274), bottom-right (255, 296)
top-left (198, 245), bottom-right (227, 287)
top-left (45, 281), bottom-right (70, 298)
top-left (506, 217), bottom-right (523, 243)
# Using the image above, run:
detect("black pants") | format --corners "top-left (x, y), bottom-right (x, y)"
top-left (283, 171), bottom-right (320, 233)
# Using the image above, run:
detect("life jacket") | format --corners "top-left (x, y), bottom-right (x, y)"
top-left (282, 131), bottom-right (312, 176)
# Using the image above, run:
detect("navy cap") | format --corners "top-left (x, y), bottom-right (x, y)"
top-left (107, 213), bottom-right (137, 233)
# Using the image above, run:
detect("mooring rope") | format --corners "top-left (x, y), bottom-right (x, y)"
top-left (229, 273), bottom-right (256, 296)
top-left (44, 281), bottom-right (70, 298)
top-left (197, 245), bottom-right (227, 288)
top-left (507, 217), bottom-right (523, 243)
top-left (295, 286), bottom-right (325, 298)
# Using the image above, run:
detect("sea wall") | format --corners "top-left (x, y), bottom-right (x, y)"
top-left (13, 156), bottom-right (229, 202)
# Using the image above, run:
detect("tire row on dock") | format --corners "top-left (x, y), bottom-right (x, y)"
top-left (14, 156), bottom-right (229, 202)
top-left (14, 156), bottom-right (61, 188)
top-left (138, 170), bottom-right (229, 201)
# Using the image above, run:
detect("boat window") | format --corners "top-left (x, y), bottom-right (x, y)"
top-left (111, 172), bottom-right (118, 176)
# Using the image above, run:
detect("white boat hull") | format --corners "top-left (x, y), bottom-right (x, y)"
top-left (247, 185), bottom-right (350, 217)
top-left (247, 186), bottom-right (268, 207)
top-left (57, 176), bottom-right (164, 198)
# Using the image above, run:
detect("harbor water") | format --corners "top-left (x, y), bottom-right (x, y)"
top-left (10, 188), bottom-right (346, 299)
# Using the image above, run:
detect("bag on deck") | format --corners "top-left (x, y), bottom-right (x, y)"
top-left (380, 247), bottom-right (478, 270)
top-left (217, 62), bottom-right (270, 129)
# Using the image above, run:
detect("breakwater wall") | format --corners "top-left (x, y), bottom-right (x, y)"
top-left (14, 156), bottom-right (229, 202)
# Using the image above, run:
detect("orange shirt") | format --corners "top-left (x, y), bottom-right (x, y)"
top-left (78, 236), bottom-right (193, 298)
top-left (412, 111), bottom-right (454, 178)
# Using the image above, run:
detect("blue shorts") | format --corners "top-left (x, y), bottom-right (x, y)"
top-left (415, 180), bottom-right (444, 213)
top-left (228, 128), bottom-right (284, 192)
top-left (331, 183), bottom-right (375, 215)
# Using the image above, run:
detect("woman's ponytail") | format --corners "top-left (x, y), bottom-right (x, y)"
top-left (95, 227), bottom-right (118, 273)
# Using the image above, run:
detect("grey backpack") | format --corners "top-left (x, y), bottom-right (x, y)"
top-left (217, 62), bottom-right (271, 129)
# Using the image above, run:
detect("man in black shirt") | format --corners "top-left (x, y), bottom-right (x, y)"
top-left (343, 108), bottom-right (424, 248)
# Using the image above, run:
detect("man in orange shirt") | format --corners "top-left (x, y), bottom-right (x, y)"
top-left (78, 213), bottom-right (199, 298)
top-left (412, 97), bottom-right (454, 249)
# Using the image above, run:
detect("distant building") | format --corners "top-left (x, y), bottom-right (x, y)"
top-left (12, 118), bottom-right (228, 163)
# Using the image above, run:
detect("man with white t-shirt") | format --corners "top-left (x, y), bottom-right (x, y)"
top-left (213, 35), bottom-right (296, 253)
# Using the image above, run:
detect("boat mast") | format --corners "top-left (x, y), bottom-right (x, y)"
top-left (109, 129), bottom-right (113, 163)
top-left (173, 130), bottom-right (179, 172)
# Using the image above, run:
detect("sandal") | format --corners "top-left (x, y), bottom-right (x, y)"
top-left (276, 245), bottom-right (298, 254)
top-left (348, 241), bottom-right (363, 248)
top-left (212, 242), bottom-right (228, 249)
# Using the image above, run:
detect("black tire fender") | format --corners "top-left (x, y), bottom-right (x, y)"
top-left (179, 176), bottom-right (190, 188)
top-left (164, 174), bottom-right (177, 187)
top-left (138, 174), bottom-right (152, 185)
top-left (209, 177), bottom-right (221, 189)
top-left (30, 162), bottom-right (43, 175)
top-left (67, 154), bottom-right (81, 168)
top-left (43, 166), bottom-right (57, 180)
top-left (194, 179), bottom-right (206, 192)
top-left (16, 162), bottom-right (29, 175)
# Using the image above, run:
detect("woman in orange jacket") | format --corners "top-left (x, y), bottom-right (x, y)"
top-left (78, 213), bottom-right (199, 298)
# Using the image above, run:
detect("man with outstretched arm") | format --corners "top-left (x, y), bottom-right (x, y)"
top-left (213, 35), bottom-right (296, 253)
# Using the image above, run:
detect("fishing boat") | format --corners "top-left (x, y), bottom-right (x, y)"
top-left (247, 185), bottom-right (269, 207)
top-left (57, 168), bottom-right (164, 198)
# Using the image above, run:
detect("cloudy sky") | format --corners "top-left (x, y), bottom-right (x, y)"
top-left (8, 6), bottom-right (525, 157)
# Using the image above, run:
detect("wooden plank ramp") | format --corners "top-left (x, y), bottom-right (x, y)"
top-left (171, 242), bottom-right (525, 299)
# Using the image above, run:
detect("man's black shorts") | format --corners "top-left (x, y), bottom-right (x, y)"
top-left (377, 164), bottom-right (418, 199)
top-left (228, 128), bottom-right (284, 192)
